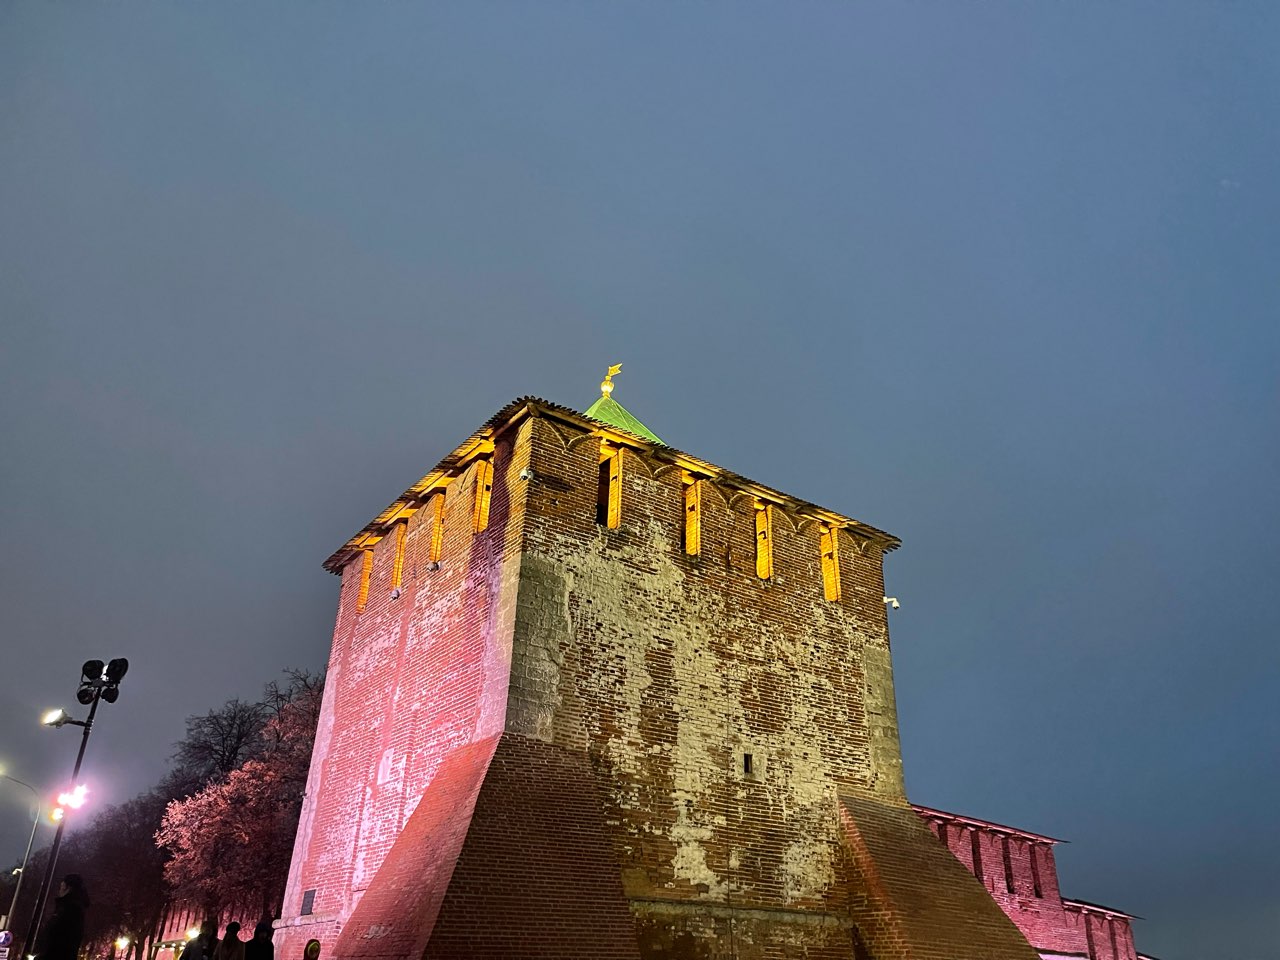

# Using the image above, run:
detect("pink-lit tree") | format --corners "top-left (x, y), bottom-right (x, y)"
top-left (156, 673), bottom-right (322, 919)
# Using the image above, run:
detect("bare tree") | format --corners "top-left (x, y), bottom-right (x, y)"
top-left (166, 699), bottom-right (267, 799)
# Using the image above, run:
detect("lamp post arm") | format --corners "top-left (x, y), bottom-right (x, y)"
top-left (1, 774), bottom-right (43, 931)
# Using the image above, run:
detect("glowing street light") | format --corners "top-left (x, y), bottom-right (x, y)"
top-left (22, 659), bottom-right (129, 959)
top-left (48, 785), bottom-right (88, 823)
top-left (115, 937), bottom-right (130, 951)
top-left (0, 772), bottom-right (43, 932)
top-left (186, 929), bottom-right (201, 941)
top-left (56, 785), bottom-right (88, 810)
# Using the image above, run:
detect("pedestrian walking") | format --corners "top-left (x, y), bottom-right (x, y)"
top-left (34, 874), bottom-right (90, 960)
top-left (244, 922), bottom-right (273, 960)
top-left (179, 921), bottom-right (218, 960)
top-left (212, 922), bottom-right (245, 960)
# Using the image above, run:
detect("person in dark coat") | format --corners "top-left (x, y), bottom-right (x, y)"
top-left (179, 920), bottom-right (219, 960)
top-left (243, 922), bottom-right (273, 960)
top-left (35, 873), bottom-right (89, 960)
top-left (211, 922), bottom-right (244, 960)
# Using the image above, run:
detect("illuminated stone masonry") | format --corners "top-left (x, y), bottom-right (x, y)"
top-left (274, 384), bottom-right (1142, 960)
top-left (914, 806), bottom-right (1144, 960)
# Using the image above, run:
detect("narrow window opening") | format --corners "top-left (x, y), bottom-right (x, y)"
top-left (597, 445), bottom-right (621, 528)
top-left (755, 504), bottom-right (773, 579)
top-left (472, 460), bottom-right (494, 533)
top-left (300, 889), bottom-right (316, 917)
top-left (820, 525), bottom-right (841, 601)
top-left (429, 493), bottom-right (445, 563)
top-left (743, 753), bottom-right (753, 775)
top-left (1002, 836), bottom-right (1015, 893)
top-left (1030, 843), bottom-right (1043, 898)
top-left (938, 822), bottom-right (948, 846)
top-left (970, 829), bottom-right (984, 881)
top-left (596, 459), bottom-right (610, 525)
top-left (390, 521), bottom-right (408, 590)
top-left (355, 550), bottom-right (373, 613)
top-left (683, 477), bottom-right (701, 556)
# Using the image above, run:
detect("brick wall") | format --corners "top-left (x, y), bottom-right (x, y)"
top-left (275, 423), bottom-right (533, 960)
top-left (840, 796), bottom-right (1039, 960)
top-left (916, 807), bottom-right (1141, 960)
top-left (277, 400), bottom-right (1043, 959)
top-left (509, 415), bottom-right (904, 957)
top-left (1063, 902), bottom-right (1139, 960)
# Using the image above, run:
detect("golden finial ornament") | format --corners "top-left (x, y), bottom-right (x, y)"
top-left (600, 363), bottom-right (623, 398)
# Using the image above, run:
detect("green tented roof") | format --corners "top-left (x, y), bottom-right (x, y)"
top-left (583, 395), bottom-right (664, 445)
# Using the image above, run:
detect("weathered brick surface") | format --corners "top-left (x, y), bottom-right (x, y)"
top-left (276, 400), bottom-right (1057, 959)
top-left (840, 796), bottom-right (1039, 960)
top-left (509, 417), bottom-right (906, 957)
top-left (276, 424), bottom-right (533, 960)
top-left (424, 734), bottom-right (640, 959)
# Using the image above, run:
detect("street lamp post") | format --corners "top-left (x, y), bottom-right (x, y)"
top-left (20, 659), bottom-right (128, 959)
top-left (0, 774), bottom-right (41, 931)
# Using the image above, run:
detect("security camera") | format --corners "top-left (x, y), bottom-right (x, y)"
top-left (883, 597), bottom-right (900, 610)
top-left (390, 587), bottom-right (402, 600)
top-left (518, 467), bottom-right (535, 482)
top-left (426, 561), bottom-right (441, 572)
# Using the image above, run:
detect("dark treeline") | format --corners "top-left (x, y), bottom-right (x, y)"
top-left (1, 670), bottom-right (323, 960)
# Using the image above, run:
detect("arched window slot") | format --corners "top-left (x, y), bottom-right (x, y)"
top-left (820, 525), bottom-right (841, 601)
top-left (473, 460), bottom-right (494, 533)
top-left (390, 521), bottom-right (408, 593)
top-left (355, 550), bottom-right (373, 612)
top-left (683, 474), bottom-right (702, 556)
top-left (428, 493), bottom-right (446, 564)
top-left (755, 503), bottom-right (773, 579)
top-left (597, 443), bottom-right (622, 529)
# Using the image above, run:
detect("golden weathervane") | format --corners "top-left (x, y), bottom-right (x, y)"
top-left (600, 363), bottom-right (623, 398)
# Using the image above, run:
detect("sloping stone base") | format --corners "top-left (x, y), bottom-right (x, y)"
top-left (840, 794), bottom-right (1041, 960)
top-left (334, 734), bottom-right (639, 960)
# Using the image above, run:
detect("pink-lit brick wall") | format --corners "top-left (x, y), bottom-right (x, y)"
top-left (275, 425), bottom-right (531, 960)
top-left (917, 808), bottom-right (1141, 960)
top-left (274, 400), bottom-right (1044, 960)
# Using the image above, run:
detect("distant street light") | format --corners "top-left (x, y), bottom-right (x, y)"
top-left (21, 658), bottom-right (128, 958)
top-left (0, 773), bottom-right (42, 931)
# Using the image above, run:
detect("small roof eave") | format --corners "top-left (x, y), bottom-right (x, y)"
top-left (1062, 898), bottom-right (1143, 921)
top-left (911, 804), bottom-right (1065, 845)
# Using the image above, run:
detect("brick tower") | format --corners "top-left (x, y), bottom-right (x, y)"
top-left (275, 375), bottom-right (1039, 960)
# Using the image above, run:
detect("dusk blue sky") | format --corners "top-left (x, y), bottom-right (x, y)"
top-left (2, 5), bottom-right (1277, 958)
